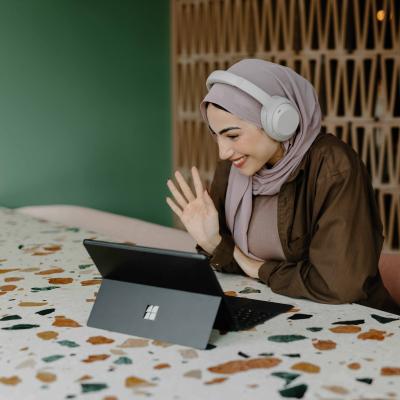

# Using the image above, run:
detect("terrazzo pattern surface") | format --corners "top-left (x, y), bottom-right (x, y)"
top-left (0, 208), bottom-right (399, 400)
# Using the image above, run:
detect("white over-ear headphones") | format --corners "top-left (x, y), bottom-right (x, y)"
top-left (206, 70), bottom-right (300, 142)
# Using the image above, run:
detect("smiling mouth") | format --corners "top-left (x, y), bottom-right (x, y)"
top-left (232, 156), bottom-right (247, 168)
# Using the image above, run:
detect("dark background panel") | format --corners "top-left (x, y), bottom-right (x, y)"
top-left (0, 0), bottom-right (172, 226)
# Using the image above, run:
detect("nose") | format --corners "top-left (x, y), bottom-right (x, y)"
top-left (217, 137), bottom-right (234, 160)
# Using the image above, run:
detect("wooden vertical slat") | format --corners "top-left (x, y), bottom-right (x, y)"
top-left (171, 0), bottom-right (400, 251)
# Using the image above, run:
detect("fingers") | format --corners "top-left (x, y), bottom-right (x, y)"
top-left (174, 171), bottom-right (195, 202)
top-left (191, 166), bottom-right (204, 198)
top-left (203, 189), bottom-right (216, 211)
top-left (167, 179), bottom-right (188, 209)
top-left (166, 197), bottom-right (183, 218)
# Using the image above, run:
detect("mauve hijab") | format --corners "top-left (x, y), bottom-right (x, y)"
top-left (200, 59), bottom-right (322, 259)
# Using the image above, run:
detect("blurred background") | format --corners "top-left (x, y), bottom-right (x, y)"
top-left (0, 0), bottom-right (171, 225)
top-left (0, 0), bottom-right (398, 251)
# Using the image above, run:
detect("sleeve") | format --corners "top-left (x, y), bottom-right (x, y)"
top-left (196, 161), bottom-right (244, 275)
top-left (258, 159), bottom-right (384, 304)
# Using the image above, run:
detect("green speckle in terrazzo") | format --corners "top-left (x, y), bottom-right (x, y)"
top-left (268, 335), bottom-right (307, 343)
top-left (81, 383), bottom-right (108, 393)
top-left (57, 340), bottom-right (80, 348)
top-left (114, 356), bottom-right (133, 365)
top-left (2, 324), bottom-right (40, 330)
top-left (42, 355), bottom-right (65, 363)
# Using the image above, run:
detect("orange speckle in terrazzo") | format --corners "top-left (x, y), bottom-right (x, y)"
top-left (358, 329), bottom-right (387, 341)
top-left (52, 315), bottom-right (81, 327)
top-left (48, 278), bottom-right (73, 284)
top-left (323, 385), bottom-right (349, 394)
top-left (87, 336), bottom-right (115, 345)
top-left (291, 362), bottom-right (320, 373)
top-left (0, 376), bottom-right (21, 385)
top-left (381, 367), bottom-right (400, 376)
top-left (125, 376), bottom-right (154, 388)
top-left (329, 325), bottom-right (361, 333)
top-left (36, 372), bottom-right (56, 383)
top-left (287, 307), bottom-right (301, 313)
top-left (0, 269), bottom-right (19, 274)
top-left (152, 340), bottom-right (173, 348)
top-left (208, 357), bottom-right (281, 374)
top-left (0, 285), bottom-right (17, 291)
top-left (0, 292), bottom-right (7, 296)
top-left (81, 279), bottom-right (102, 286)
top-left (77, 375), bottom-right (93, 381)
top-left (4, 277), bottom-right (23, 282)
top-left (19, 301), bottom-right (48, 307)
top-left (37, 331), bottom-right (59, 340)
top-left (36, 268), bottom-right (65, 275)
top-left (347, 362), bottom-right (361, 369)
top-left (26, 245), bottom-right (62, 255)
top-left (223, 291), bottom-right (237, 297)
top-left (154, 363), bottom-right (171, 369)
top-left (205, 377), bottom-right (228, 385)
top-left (312, 340), bottom-right (337, 350)
top-left (118, 338), bottom-right (149, 348)
top-left (43, 245), bottom-right (62, 251)
top-left (82, 354), bottom-right (110, 363)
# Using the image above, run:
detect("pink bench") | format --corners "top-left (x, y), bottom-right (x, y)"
top-left (379, 252), bottom-right (400, 304)
top-left (16, 205), bottom-right (400, 305)
top-left (17, 205), bottom-right (196, 252)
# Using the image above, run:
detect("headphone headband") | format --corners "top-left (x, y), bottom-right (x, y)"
top-left (206, 71), bottom-right (274, 109)
top-left (205, 69), bottom-right (300, 142)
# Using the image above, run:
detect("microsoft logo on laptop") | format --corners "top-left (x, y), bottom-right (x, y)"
top-left (143, 305), bottom-right (159, 321)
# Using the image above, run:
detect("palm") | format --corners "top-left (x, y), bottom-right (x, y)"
top-left (180, 196), bottom-right (218, 245)
top-left (166, 167), bottom-right (220, 253)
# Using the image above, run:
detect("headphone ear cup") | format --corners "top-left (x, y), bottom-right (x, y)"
top-left (264, 97), bottom-right (299, 142)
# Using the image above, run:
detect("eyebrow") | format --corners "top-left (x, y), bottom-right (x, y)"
top-left (208, 126), bottom-right (241, 135)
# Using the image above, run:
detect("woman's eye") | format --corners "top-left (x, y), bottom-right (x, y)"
top-left (227, 135), bottom-right (239, 140)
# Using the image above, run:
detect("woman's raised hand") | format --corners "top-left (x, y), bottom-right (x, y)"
top-left (166, 166), bottom-right (221, 254)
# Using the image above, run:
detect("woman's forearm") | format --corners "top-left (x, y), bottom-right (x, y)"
top-left (233, 246), bottom-right (264, 278)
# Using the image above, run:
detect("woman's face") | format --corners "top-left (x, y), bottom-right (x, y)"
top-left (206, 103), bottom-right (283, 176)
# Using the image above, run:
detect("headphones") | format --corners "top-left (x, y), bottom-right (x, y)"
top-left (206, 70), bottom-right (300, 142)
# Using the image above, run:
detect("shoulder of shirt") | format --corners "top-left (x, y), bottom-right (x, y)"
top-left (307, 133), bottom-right (363, 177)
top-left (214, 159), bottom-right (232, 177)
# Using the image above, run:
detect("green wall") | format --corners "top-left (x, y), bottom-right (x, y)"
top-left (0, 0), bottom-right (172, 226)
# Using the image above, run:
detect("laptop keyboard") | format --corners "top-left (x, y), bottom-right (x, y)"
top-left (231, 306), bottom-right (273, 330)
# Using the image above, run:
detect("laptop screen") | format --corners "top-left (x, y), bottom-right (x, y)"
top-left (83, 239), bottom-right (225, 298)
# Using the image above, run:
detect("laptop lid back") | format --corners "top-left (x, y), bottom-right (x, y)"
top-left (83, 239), bottom-right (223, 349)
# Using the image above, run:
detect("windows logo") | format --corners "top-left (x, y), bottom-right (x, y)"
top-left (143, 305), bottom-right (159, 321)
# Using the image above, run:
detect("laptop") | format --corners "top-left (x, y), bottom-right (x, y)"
top-left (83, 239), bottom-right (293, 349)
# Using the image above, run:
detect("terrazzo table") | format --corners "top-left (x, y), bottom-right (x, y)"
top-left (0, 207), bottom-right (400, 400)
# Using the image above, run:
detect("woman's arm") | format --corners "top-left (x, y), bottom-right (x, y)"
top-left (166, 167), bottom-right (222, 254)
top-left (257, 162), bottom-right (384, 304)
top-left (196, 160), bottom-right (244, 274)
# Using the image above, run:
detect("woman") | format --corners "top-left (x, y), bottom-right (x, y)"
top-left (166, 59), bottom-right (398, 314)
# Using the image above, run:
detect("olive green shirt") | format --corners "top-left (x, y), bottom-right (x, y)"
top-left (199, 133), bottom-right (399, 315)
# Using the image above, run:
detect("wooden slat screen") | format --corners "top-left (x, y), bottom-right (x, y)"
top-left (171, 0), bottom-right (400, 251)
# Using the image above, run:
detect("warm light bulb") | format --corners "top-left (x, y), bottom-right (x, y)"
top-left (376, 10), bottom-right (385, 21)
